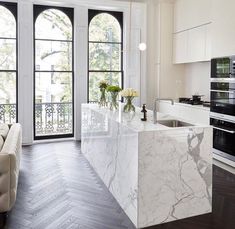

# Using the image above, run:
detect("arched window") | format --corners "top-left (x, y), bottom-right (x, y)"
top-left (88, 10), bottom-right (123, 102)
top-left (34, 5), bottom-right (74, 139)
top-left (0, 2), bottom-right (17, 124)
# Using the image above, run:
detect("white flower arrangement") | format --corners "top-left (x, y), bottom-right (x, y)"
top-left (120, 88), bottom-right (139, 97)
top-left (120, 88), bottom-right (139, 112)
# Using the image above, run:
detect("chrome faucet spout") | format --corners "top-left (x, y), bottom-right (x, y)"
top-left (153, 98), bottom-right (174, 124)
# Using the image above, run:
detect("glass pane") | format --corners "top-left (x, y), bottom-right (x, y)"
top-left (0, 72), bottom-right (16, 104)
top-left (89, 13), bottom-right (121, 42)
top-left (35, 72), bottom-right (73, 136)
top-left (0, 6), bottom-right (16, 38)
top-left (35, 9), bottom-right (72, 41)
top-left (89, 72), bottom-right (121, 102)
top-left (0, 39), bottom-right (16, 70)
top-left (35, 40), bottom-right (72, 71)
top-left (89, 43), bottom-right (121, 71)
top-left (35, 72), bottom-right (72, 103)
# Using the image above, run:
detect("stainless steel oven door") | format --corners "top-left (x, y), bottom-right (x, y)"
top-left (210, 116), bottom-right (235, 161)
top-left (210, 81), bottom-right (235, 115)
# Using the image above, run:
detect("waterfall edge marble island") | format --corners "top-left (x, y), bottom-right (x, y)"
top-left (81, 104), bottom-right (213, 228)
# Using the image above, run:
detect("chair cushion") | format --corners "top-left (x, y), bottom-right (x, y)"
top-left (0, 136), bottom-right (3, 151)
top-left (0, 124), bottom-right (9, 140)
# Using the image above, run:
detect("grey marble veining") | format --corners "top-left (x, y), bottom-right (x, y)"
top-left (82, 104), bottom-right (138, 225)
top-left (138, 128), bottom-right (212, 227)
top-left (81, 104), bottom-right (213, 228)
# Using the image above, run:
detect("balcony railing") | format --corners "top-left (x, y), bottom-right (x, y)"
top-left (0, 102), bottom-right (73, 136)
top-left (0, 104), bottom-right (17, 124)
top-left (35, 102), bottom-right (73, 136)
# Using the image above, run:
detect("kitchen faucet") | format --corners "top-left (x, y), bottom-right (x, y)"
top-left (153, 98), bottom-right (174, 124)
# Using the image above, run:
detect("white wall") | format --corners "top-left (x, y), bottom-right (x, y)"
top-left (145, 0), bottom-right (185, 109)
top-left (158, 1), bottom-right (185, 100)
top-left (18, 0), bottom-right (34, 145)
top-left (145, 0), bottom-right (158, 108)
top-left (184, 62), bottom-right (210, 101)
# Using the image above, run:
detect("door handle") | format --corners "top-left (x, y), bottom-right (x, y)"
top-left (211, 90), bottom-right (235, 93)
top-left (213, 126), bottom-right (235, 134)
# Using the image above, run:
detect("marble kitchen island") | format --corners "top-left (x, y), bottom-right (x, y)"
top-left (81, 103), bottom-right (213, 228)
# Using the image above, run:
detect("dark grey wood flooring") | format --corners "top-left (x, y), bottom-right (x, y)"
top-left (2, 141), bottom-right (235, 229)
top-left (5, 141), bottom-right (135, 229)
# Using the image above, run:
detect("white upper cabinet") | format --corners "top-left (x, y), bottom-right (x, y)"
top-left (174, 0), bottom-right (212, 32)
top-left (211, 0), bottom-right (235, 57)
top-left (187, 26), bottom-right (206, 62)
top-left (205, 24), bottom-right (211, 60)
top-left (173, 0), bottom-right (212, 63)
top-left (173, 31), bottom-right (188, 64)
top-left (174, 0), bottom-right (235, 61)
top-left (173, 24), bottom-right (211, 64)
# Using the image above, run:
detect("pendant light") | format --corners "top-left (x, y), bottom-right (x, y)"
top-left (139, 42), bottom-right (147, 51)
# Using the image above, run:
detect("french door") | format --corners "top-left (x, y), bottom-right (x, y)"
top-left (34, 5), bottom-right (74, 139)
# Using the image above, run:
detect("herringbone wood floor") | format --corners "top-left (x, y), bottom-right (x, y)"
top-left (5, 141), bottom-right (135, 229)
top-left (2, 141), bottom-right (235, 229)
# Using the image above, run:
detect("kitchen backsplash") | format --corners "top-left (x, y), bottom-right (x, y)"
top-left (184, 61), bottom-right (211, 101)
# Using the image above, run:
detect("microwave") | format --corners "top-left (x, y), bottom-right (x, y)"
top-left (211, 56), bottom-right (235, 79)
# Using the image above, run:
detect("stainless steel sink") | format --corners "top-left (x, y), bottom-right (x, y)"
top-left (157, 119), bottom-right (194, 127)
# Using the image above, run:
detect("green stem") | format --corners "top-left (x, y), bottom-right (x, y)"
top-left (99, 88), bottom-right (107, 107)
top-left (123, 96), bottom-right (135, 112)
top-left (109, 92), bottom-right (119, 110)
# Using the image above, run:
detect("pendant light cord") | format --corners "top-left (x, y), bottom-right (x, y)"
top-left (129, 0), bottom-right (133, 53)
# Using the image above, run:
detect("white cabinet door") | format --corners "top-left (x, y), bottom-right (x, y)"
top-left (173, 31), bottom-right (188, 64)
top-left (174, 0), bottom-right (212, 33)
top-left (205, 24), bottom-right (211, 61)
top-left (188, 26), bottom-right (206, 62)
top-left (211, 0), bottom-right (235, 57)
top-left (173, 24), bottom-right (211, 63)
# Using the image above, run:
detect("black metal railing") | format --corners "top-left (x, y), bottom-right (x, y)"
top-left (0, 102), bottom-right (73, 136)
top-left (35, 102), bottom-right (73, 136)
top-left (0, 104), bottom-right (17, 124)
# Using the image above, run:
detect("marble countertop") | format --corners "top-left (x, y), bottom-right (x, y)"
top-left (82, 103), bottom-right (209, 133)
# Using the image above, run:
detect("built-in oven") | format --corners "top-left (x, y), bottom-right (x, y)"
top-left (210, 56), bottom-right (235, 162)
top-left (210, 80), bottom-right (235, 116)
top-left (210, 113), bottom-right (235, 162)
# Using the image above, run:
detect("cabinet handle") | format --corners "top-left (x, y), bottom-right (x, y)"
top-left (213, 126), bottom-right (235, 134)
top-left (211, 90), bottom-right (235, 93)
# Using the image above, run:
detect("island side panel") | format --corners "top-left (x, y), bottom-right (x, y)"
top-left (138, 127), bottom-right (212, 228)
top-left (81, 105), bottom-right (138, 227)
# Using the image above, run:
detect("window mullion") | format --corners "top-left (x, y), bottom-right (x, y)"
top-left (88, 10), bottom-right (123, 103)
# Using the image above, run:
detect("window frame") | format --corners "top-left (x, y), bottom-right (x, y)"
top-left (88, 9), bottom-right (124, 103)
top-left (0, 2), bottom-right (18, 123)
top-left (33, 5), bottom-right (74, 140)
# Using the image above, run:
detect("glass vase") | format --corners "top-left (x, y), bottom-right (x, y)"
top-left (109, 92), bottom-right (119, 110)
top-left (123, 96), bottom-right (135, 113)
top-left (99, 88), bottom-right (107, 107)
